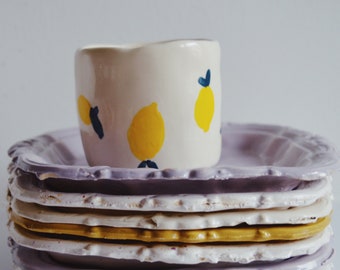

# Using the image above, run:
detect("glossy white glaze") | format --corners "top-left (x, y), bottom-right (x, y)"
top-left (10, 196), bottom-right (332, 229)
top-left (8, 172), bottom-right (332, 212)
top-left (75, 40), bottom-right (222, 169)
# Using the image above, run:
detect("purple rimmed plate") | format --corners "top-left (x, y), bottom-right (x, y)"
top-left (8, 123), bottom-right (340, 181)
top-left (10, 242), bottom-right (334, 270)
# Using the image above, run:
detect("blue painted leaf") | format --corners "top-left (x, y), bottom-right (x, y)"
top-left (146, 160), bottom-right (159, 169)
top-left (138, 161), bottom-right (147, 168)
top-left (198, 69), bottom-right (211, 87)
top-left (90, 106), bottom-right (104, 139)
top-left (138, 160), bottom-right (159, 169)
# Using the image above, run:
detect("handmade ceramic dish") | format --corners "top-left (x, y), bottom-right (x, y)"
top-left (10, 197), bottom-right (332, 229)
top-left (8, 222), bottom-right (333, 265)
top-left (8, 172), bottom-right (332, 212)
top-left (10, 242), bottom-right (334, 270)
top-left (75, 40), bottom-right (222, 170)
top-left (8, 123), bottom-right (340, 181)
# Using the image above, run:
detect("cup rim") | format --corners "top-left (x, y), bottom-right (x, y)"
top-left (78, 38), bottom-right (219, 52)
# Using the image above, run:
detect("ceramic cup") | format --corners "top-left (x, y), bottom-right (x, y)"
top-left (75, 39), bottom-right (221, 169)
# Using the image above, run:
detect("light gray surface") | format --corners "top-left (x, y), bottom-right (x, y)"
top-left (331, 173), bottom-right (340, 268)
top-left (1, 1), bottom-right (340, 269)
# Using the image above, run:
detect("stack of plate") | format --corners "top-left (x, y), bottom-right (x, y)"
top-left (7, 123), bottom-right (340, 269)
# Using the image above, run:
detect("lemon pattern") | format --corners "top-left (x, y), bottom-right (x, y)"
top-left (77, 95), bottom-right (104, 139)
top-left (127, 102), bottom-right (165, 169)
top-left (195, 69), bottom-right (215, 132)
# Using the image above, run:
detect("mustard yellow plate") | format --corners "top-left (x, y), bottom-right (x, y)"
top-left (12, 212), bottom-right (330, 243)
top-left (9, 221), bottom-right (333, 265)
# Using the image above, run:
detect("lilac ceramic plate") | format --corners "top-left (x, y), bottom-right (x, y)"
top-left (10, 242), bottom-right (334, 270)
top-left (8, 123), bottom-right (340, 181)
top-left (8, 172), bottom-right (332, 211)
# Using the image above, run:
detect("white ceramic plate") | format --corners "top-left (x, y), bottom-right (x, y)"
top-left (10, 196), bottom-right (332, 229)
top-left (8, 222), bottom-right (333, 265)
top-left (8, 123), bottom-right (340, 181)
top-left (8, 172), bottom-right (332, 212)
top-left (10, 242), bottom-right (334, 270)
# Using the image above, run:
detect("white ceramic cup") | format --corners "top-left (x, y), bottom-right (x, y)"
top-left (75, 39), bottom-right (221, 169)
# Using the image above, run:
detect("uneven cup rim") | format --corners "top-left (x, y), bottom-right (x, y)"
top-left (78, 38), bottom-right (219, 52)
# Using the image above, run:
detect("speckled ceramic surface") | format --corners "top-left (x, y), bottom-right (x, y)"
top-left (8, 171), bottom-right (332, 212)
top-left (8, 123), bottom-right (340, 181)
top-left (9, 222), bottom-right (333, 265)
top-left (10, 242), bottom-right (334, 270)
top-left (10, 197), bottom-right (332, 229)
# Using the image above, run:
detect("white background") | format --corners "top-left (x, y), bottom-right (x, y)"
top-left (1, 0), bottom-right (340, 269)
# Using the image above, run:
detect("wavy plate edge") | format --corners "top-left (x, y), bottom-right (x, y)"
top-left (8, 123), bottom-right (340, 181)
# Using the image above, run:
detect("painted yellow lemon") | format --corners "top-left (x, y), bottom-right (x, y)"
top-left (127, 102), bottom-right (165, 162)
top-left (77, 95), bottom-right (91, 125)
top-left (195, 69), bottom-right (214, 132)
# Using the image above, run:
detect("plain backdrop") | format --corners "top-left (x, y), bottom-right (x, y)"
top-left (1, 0), bottom-right (340, 269)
